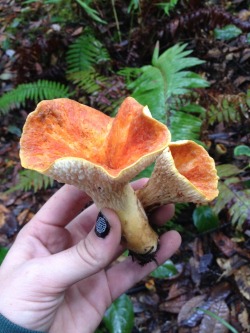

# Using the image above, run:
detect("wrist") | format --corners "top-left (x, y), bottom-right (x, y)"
top-left (0, 313), bottom-right (45, 333)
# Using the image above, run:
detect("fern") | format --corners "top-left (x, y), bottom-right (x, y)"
top-left (157, 0), bottom-right (179, 16)
top-left (67, 69), bottom-right (124, 114)
top-left (230, 189), bottom-right (250, 229)
top-left (74, 0), bottom-right (107, 24)
top-left (124, 43), bottom-right (209, 141)
top-left (151, 43), bottom-right (209, 101)
top-left (213, 164), bottom-right (250, 231)
top-left (169, 99), bottom-right (206, 141)
top-left (0, 80), bottom-right (70, 115)
top-left (207, 92), bottom-right (249, 126)
top-left (66, 33), bottom-right (110, 73)
top-left (67, 69), bottom-right (108, 95)
top-left (7, 170), bottom-right (54, 193)
top-left (117, 67), bottom-right (142, 85)
top-left (127, 65), bottom-right (166, 122)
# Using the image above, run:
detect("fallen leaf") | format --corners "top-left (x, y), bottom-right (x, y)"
top-left (179, 327), bottom-right (200, 333)
top-left (238, 306), bottom-right (250, 332)
top-left (139, 293), bottom-right (159, 307)
top-left (234, 76), bottom-right (250, 88)
top-left (0, 212), bottom-right (19, 238)
top-left (178, 295), bottom-right (209, 327)
top-left (0, 204), bottom-right (10, 228)
top-left (72, 27), bottom-right (83, 36)
top-left (189, 257), bottom-right (201, 286)
top-left (167, 281), bottom-right (190, 301)
top-left (160, 293), bottom-right (189, 314)
top-left (217, 255), bottom-right (248, 278)
top-left (212, 232), bottom-right (238, 257)
top-left (209, 282), bottom-right (231, 301)
top-left (199, 301), bottom-right (230, 333)
top-left (234, 265), bottom-right (250, 300)
top-left (17, 209), bottom-right (34, 226)
top-left (230, 299), bottom-right (249, 332)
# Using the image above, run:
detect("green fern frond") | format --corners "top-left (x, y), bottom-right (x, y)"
top-left (66, 33), bottom-right (110, 73)
top-left (127, 65), bottom-right (166, 122)
top-left (74, 0), bottom-right (107, 24)
top-left (169, 109), bottom-right (204, 141)
top-left (118, 67), bottom-right (142, 85)
top-left (0, 80), bottom-right (70, 115)
top-left (213, 165), bottom-right (250, 231)
top-left (156, 0), bottom-right (179, 16)
top-left (152, 43), bottom-right (209, 100)
top-left (168, 97), bottom-right (206, 141)
top-left (125, 44), bottom-right (209, 136)
top-left (67, 69), bottom-right (108, 94)
top-left (7, 170), bottom-right (54, 193)
top-left (207, 93), bottom-right (249, 126)
top-left (230, 189), bottom-right (250, 229)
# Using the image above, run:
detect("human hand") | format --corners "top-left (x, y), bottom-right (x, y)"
top-left (0, 179), bottom-right (181, 333)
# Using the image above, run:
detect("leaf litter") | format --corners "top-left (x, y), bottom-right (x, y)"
top-left (0, 0), bottom-right (250, 332)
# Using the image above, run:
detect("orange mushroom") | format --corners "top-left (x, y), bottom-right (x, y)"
top-left (20, 97), bottom-right (171, 260)
top-left (137, 140), bottom-right (219, 211)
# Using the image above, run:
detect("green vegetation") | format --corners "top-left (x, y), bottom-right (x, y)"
top-left (1, 1), bottom-right (249, 331)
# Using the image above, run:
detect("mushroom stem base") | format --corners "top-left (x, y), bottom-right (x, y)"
top-left (95, 183), bottom-right (159, 256)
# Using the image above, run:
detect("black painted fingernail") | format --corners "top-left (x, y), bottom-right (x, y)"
top-left (95, 212), bottom-right (110, 238)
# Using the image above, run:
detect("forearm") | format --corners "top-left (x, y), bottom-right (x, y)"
top-left (0, 314), bottom-right (45, 333)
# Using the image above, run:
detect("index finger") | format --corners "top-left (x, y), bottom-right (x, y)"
top-left (33, 184), bottom-right (91, 228)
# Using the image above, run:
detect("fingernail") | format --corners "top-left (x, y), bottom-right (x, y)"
top-left (95, 212), bottom-right (110, 238)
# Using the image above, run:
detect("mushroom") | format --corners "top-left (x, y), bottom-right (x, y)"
top-left (137, 140), bottom-right (219, 211)
top-left (20, 97), bottom-right (171, 261)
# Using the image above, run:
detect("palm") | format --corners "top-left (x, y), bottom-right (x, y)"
top-left (46, 223), bottom-right (113, 333)
top-left (0, 184), bottom-right (181, 333)
top-left (50, 270), bottom-right (111, 333)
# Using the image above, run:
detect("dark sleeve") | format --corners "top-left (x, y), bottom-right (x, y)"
top-left (0, 314), bottom-right (45, 333)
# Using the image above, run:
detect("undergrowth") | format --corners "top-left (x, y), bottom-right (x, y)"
top-left (1, 2), bottom-right (250, 331)
top-left (7, 170), bottom-right (54, 193)
top-left (0, 0), bottom-right (249, 238)
top-left (0, 80), bottom-right (70, 114)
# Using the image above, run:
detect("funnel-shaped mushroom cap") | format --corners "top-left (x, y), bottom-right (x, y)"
top-left (20, 97), bottom-right (171, 257)
top-left (137, 140), bottom-right (219, 210)
top-left (20, 97), bottom-right (170, 185)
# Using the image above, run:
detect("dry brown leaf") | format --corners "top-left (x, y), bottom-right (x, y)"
top-left (234, 76), bottom-right (250, 88)
top-left (179, 327), bottom-right (200, 333)
top-left (189, 257), bottom-right (201, 286)
top-left (139, 293), bottom-right (159, 307)
top-left (216, 254), bottom-right (248, 278)
top-left (210, 282), bottom-right (231, 301)
top-left (160, 293), bottom-right (189, 314)
top-left (212, 232), bottom-right (237, 257)
top-left (199, 301), bottom-right (229, 333)
top-left (238, 9), bottom-right (250, 21)
top-left (71, 27), bottom-right (83, 36)
top-left (167, 282), bottom-right (190, 301)
top-left (178, 295), bottom-right (209, 327)
top-left (230, 300), bottom-right (249, 333)
top-left (0, 234), bottom-right (9, 247)
top-left (17, 209), bottom-right (34, 226)
top-left (0, 204), bottom-right (10, 228)
top-left (238, 306), bottom-right (250, 332)
top-left (0, 204), bottom-right (9, 214)
top-left (0, 213), bottom-right (5, 228)
top-left (234, 265), bottom-right (250, 300)
top-left (160, 280), bottom-right (192, 313)
top-left (0, 211), bottom-right (19, 238)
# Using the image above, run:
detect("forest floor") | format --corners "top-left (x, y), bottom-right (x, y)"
top-left (0, 0), bottom-right (250, 332)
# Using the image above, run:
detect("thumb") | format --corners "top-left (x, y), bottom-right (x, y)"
top-left (44, 208), bottom-right (122, 288)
